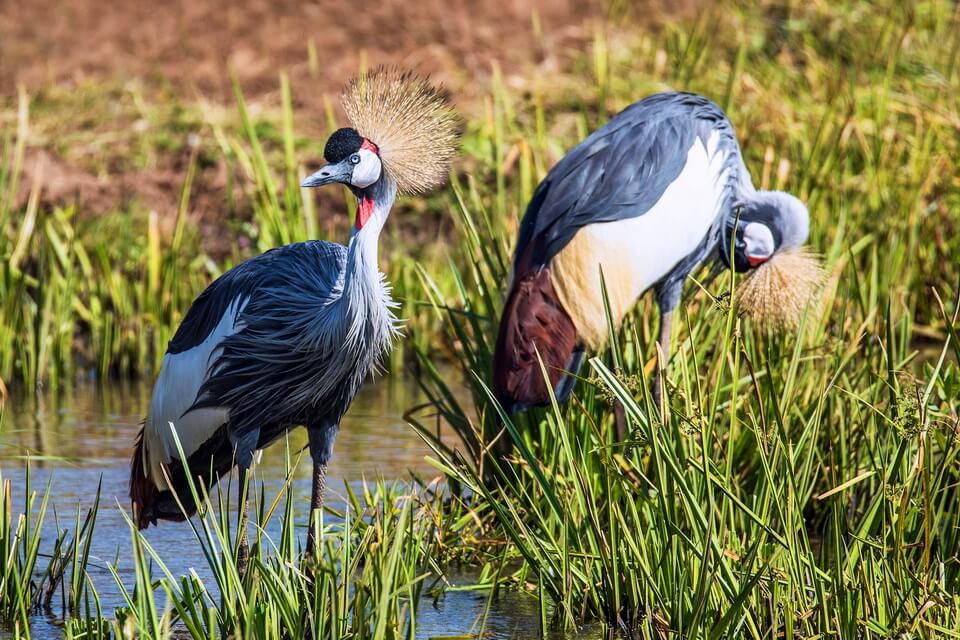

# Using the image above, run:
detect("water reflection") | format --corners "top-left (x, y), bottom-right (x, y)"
top-left (2, 375), bottom-right (448, 479)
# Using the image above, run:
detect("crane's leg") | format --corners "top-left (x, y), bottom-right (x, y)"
top-left (230, 428), bottom-right (259, 577)
top-left (305, 423), bottom-right (338, 559)
top-left (237, 466), bottom-right (250, 575)
top-left (617, 309), bottom-right (672, 443)
top-left (652, 309), bottom-right (673, 414)
top-left (306, 459), bottom-right (327, 557)
top-left (614, 399), bottom-right (628, 441)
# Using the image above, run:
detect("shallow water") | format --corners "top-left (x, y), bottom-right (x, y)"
top-left (0, 376), bottom-right (597, 639)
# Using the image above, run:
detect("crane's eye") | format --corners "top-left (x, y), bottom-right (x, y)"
top-left (349, 154), bottom-right (361, 165)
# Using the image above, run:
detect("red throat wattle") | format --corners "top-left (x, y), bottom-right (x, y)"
top-left (355, 138), bottom-right (380, 230)
top-left (356, 196), bottom-right (375, 230)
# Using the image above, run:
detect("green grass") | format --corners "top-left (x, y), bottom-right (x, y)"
top-left (0, 459), bottom-right (103, 637)
top-left (2, 0), bottom-right (960, 637)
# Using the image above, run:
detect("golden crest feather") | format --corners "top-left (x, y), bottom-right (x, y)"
top-left (342, 67), bottom-right (462, 195)
top-left (737, 248), bottom-right (826, 330)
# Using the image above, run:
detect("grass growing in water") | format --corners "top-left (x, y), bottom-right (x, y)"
top-left (0, 435), bottom-right (490, 639)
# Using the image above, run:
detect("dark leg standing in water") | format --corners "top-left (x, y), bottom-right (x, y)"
top-left (237, 466), bottom-right (250, 574)
top-left (306, 422), bottom-right (337, 557)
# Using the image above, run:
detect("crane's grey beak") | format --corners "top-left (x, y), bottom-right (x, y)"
top-left (301, 163), bottom-right (352, 188)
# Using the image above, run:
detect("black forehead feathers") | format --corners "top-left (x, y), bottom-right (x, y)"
top-left (324, 128), bottom-right (364, 163)
top-left (739, 201), bottom-right (778, 225)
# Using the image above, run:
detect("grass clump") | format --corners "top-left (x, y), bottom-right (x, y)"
top-left (2, 443), bottom-right (489, 639)
top-left (0, 464), bottom-right (103, 637)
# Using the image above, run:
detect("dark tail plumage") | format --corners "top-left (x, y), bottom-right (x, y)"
top-left (492, 267), bottom-right (581, 412)
top-left (130, 425), bottom-right (235, 530)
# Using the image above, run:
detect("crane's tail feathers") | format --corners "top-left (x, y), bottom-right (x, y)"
top-left (130, 424), bottom-right (235, 530)
top-left (492, 267), bottom-right (581, 411)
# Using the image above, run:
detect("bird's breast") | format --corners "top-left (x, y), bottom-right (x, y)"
top-left (549, 131), bottom-right (731, 348)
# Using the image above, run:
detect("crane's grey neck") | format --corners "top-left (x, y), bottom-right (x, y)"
top-left (719, 144), bottom-right (807, 251)
top-left (735, 187), bottom-right (810, 252)
top-left (343, 175), bottom-right (397, 307)
top-left (345, 177), bottom-right (397, 291)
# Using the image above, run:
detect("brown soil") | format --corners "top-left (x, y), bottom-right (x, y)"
top-left (0, 0), bottom-right (691, 248)
top-left (1, 0), bottom-right (602, 100)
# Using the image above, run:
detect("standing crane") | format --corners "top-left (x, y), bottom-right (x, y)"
top-left (130, 69), bottom-right (460, 558)
top-left (493, 92), bottom-right (815, 414)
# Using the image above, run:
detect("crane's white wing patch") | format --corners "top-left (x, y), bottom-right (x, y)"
top-left (142, 296), bottom-right (249, 488)
top-left (550, 130), bottom-right (730, 347)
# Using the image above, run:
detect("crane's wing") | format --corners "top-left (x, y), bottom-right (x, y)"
top-left (140, 241), bottom-right (346, 484)
top-left (132, 240), bottom-right (348, 528)
top-left (513, 92), bottom-right (733, 274)
top-left (165, 242), bottom-right (344, 355)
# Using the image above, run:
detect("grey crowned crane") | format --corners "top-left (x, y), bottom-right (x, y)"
top-left (130, 69), bottom-right (460, 556)
top-left (493, 91), bottom-right (820, 413)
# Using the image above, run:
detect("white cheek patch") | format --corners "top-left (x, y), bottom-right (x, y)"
top-left (351, 148), bottom-right (382, 188)
top-left (744, 222), bottom-right (776, 260)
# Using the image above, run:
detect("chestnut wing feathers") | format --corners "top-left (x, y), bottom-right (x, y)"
top-left (492, 268), bottom-right (579, 410)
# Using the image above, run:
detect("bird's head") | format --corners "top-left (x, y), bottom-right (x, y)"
top-left (722, 191), bottom-right (810, 273)
top-left (729, 221), bottom-right (777, 272)
top-left (722, 191), bottom-right (824, 330)
top-left (301, 127), bottom-right (384, 192)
